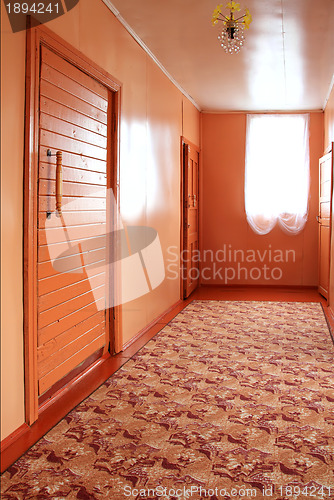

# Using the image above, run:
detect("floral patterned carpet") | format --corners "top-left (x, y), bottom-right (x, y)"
top-left (1, 301), bottom-right (334, 500)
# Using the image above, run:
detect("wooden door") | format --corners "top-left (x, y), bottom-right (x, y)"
top-left (182, 142), bottom-right (200, 298)
top-left (37, 46), bottom-right (112, 399)
top-left (24, 27), bottom-right (121, 423)
top-left (318, 146), bottom-right (333, 299)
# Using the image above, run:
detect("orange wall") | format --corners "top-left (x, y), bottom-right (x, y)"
top-left (1, 16), bottom-right (26, 444)
top-left (183, 98), bottom-right (201, 145)
top-left (0, 0), bottom-right (200, 441)
top-left (324, 84), bottom-right (334, 310)
top-left (325, 83), bottom-right (334, 150)
top-left (201, 112), bottom-right (324, 286)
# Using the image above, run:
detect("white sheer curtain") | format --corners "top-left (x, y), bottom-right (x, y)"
top-left (245, 114), bottom-right (310, 235)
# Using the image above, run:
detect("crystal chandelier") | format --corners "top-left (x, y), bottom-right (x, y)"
top-left (212, 1), bottom-right (252, 54)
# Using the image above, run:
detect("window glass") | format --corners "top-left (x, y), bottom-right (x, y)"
top-left (245, 114), bottom-right (310, 235)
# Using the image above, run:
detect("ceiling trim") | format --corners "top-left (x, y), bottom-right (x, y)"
top-left (202, 109), bottom-right (324, 115)
top-left (101, 0), bottom-right (201, 111)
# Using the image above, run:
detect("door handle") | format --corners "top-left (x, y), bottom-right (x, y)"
top-left (56, 151), bottom-right (63, 215)
top-left (47, 149), bottom-right (63, 215)
top-left (188, 194), bottom-right (197, 207)
top-left (317, 215), bottom-right (330, 227)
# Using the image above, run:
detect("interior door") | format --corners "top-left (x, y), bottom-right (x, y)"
top-left (182, 142), bottom-right (200, 298)
top-left (318, 146), bottom-right (333, 299)
top-left (37, 46), bottom-right (112, 400)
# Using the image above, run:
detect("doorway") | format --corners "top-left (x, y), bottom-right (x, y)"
top-left (181, 138), bottom-right (200, 299)
top-left (24, 25), bottom-right (121, 423)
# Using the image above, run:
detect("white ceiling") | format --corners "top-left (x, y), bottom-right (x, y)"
top-left (103, 0), bottom-right (334, 112)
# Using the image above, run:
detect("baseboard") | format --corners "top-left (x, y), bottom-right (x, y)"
top-left (324, 305), bottom-right (334, 342)
top-left (122, 299), bottom-right (182, 350)
top-left (0, 353), bottom-right (119, 473)
top-left (0, 298), bottom-right (184, 473)
top-left (199, 284), bottom-right (318, 290)
top-left (327, 305), bottom-right (334, 324)
top-left (0, 423), bottom-right (29, 457)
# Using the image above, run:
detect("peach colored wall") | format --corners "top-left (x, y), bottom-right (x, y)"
top-left (325, 84), bottom-right (334, 150)
top-left (324, 85), bottom-right (334, 310)
top-left (182, 98), bottom-right (201, 145)
top-left (1, 12), bottom-right (26, 444)
top-left (0, 0), bottom-right (200, 440)
top-left (201, 112), bottom-right (324, 286)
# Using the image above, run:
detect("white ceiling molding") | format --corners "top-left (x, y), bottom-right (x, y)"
top-left (101, 0), bottom-right (201, 111)
top-left (324, 74), bottom-right (334, 110)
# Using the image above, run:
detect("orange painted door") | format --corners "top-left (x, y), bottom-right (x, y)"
top-left (37, 46), bottom-right (111, 398)
top-left (318, 148), bottom-right (333, 299)
top-left (183, 143), bottom-right (200, 298)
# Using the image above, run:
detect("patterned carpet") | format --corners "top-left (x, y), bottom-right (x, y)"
top-left (1, 301), bottom-right (334, 500)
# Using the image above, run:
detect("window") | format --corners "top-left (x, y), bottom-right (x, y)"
top-left (245, 114), bottom-right (310, 235)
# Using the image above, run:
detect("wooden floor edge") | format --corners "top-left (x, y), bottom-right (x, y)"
top-left (122, 299), bottom-right (183, 351)
top-left (0, 423), bottom-right (30, 456)
top-left (198, 284), bottom-right (319, 290)
top-left (323, 304), bottom-right (334, 342)
top-left (0, 299), bottom-right (185, 473)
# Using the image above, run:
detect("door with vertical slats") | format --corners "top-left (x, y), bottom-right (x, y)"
top-left (37, 46), bottom-right (111, 399)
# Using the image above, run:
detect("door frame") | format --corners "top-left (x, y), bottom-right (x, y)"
top-left (329, 143), bottom-right (334, 310)
top-left (180, 137), bottom-right (200, 299)
top-left (24, 23), bottom-right (122, 424)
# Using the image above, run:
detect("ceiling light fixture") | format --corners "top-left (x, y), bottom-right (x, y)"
top-left (212, 1), bottom-right (252, 54)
